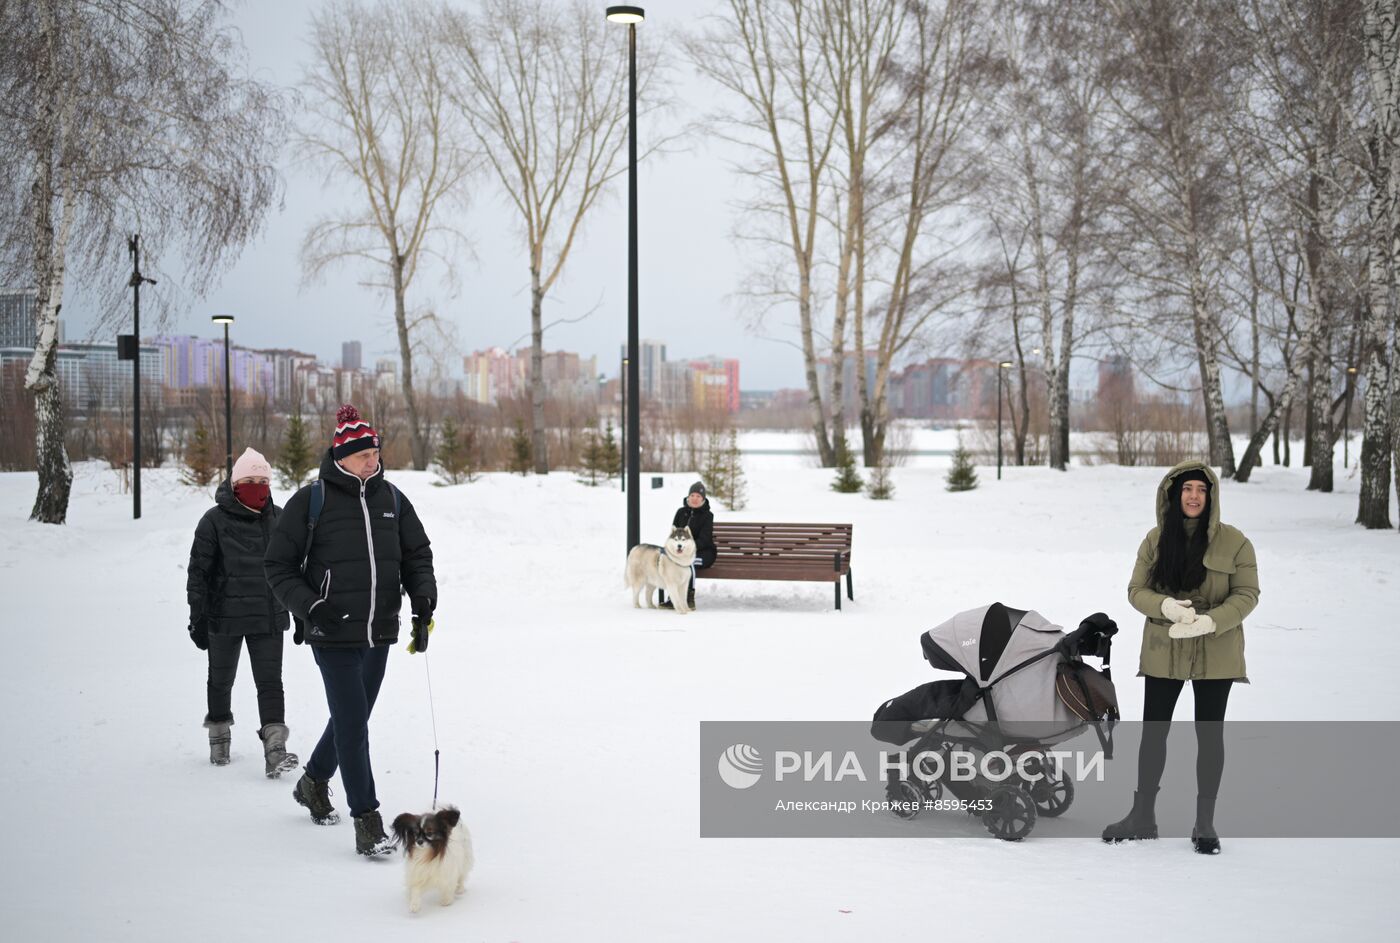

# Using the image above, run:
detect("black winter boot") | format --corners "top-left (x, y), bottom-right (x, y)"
top-left (354, 810), bottom-right (394, 857)
top-left (259, 723), bottom-right (300, 779)
top-left (292, 772), bottom-right (341, 825)
top-left (204, 718), bottom-right (232, 767)
top-left (686, 588), bottom-right (696, 610)
top-left (1102, 788), bottom-right (1159, 842)
top-left (658, 590), bottom-right (674, 610)
top-left (1192, 796), bottom-right (1221, 855)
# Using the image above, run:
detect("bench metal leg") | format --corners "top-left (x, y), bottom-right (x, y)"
top-left (846, 570), bottom-right (854, 601)
top-left (834, 579), bottom-right (841, 611)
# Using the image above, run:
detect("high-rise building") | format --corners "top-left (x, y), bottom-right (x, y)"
top-left (0, 346), bottom-right (85, 410)
top-left (688, 356), bottom-right (741, 413)
top-left (619, 339), bottom-right (666, 401)
top-left (463, 347), bottom-right (522, 404)
top-left (342, 341), bottom-right (362, 372)
top-left (0, 291), bottom-right (37, 348)
top-left (513, 348), bottom-right (600, 402)
top-left (816, 351), bottom-right (880, 417)
top-left (659, 361), bottom-right (692, 409)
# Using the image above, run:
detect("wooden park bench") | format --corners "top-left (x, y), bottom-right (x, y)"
top-left (698, 522), bottom-right (855, 610)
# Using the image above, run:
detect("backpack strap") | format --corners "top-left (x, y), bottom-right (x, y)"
top-left (299, 479), bottom-right (399, 576)
top-left (299, 480), bottom-right (325, 575)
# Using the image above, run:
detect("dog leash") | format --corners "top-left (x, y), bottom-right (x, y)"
top-left (423, 651), bottom-right (441, 810)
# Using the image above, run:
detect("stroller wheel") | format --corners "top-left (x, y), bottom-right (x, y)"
top-left (983, 785), bottom-right (1037, 841)
top-left (886, 778), bottom-right (925, 820)
top-left (1030, 771), bottom-right (1074, 818)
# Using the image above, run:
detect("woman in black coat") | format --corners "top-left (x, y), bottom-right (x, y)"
top-left (662, 481), bottom-right (718, 610)
top-left (186, 447), bottom-right (298, 776)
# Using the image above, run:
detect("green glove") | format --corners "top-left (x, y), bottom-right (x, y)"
top-left (408, 615), bottom-right (435, 654)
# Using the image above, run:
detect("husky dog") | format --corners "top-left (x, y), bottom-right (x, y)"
top-left (625, 526), bottom-right (697, 613)
top-left (390, 807), bottom-right (473, 914)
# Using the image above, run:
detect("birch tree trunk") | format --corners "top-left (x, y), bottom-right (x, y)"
top-left (391, 253), bottom-right (427, 469)
top-left (1359, 0), bottom-right (1398, 527)
top-left (23, 0), bottom-right (72, 524)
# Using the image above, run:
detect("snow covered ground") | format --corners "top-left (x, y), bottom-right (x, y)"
top-left (1, 439), bottom-right (1395, 941)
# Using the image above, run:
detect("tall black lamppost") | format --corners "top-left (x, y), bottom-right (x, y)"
top-left (997, 360), bottom-right (1012, 481)
top-left (620, 356), bottom-right (629, 494)
top-left (607, 4), bottom-right (644, 553)
top-left (211, 314), bottom-right (235, 480)
top-left (123, 234), bottom-right (156, 520)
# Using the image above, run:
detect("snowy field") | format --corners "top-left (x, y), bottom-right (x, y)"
top-left (1, 438), bottom-right (1396, 942)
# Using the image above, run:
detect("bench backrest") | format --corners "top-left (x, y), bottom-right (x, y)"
top-left (711, 522), bottom-right (853, 563)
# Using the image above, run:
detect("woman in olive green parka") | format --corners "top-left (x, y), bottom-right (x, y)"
top-left (1102, 460), bottom-right (1259, 855)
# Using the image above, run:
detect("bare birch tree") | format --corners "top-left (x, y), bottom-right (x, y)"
top-left (856, 0), bottom-right (986, 467)
top-left (1098, 0), bottom-right (1243, 475)
top-left (297, 0), bottom-right (472, 470)
top-left (982, 0), bottom-right (1113, 471)
top-left (815, 0), bottom-right (907, 468)
top-left (1359, 0), bottom-right (1399, 528)
top-left (0, 0), bottom-right (286, 523)
top-left (687, 0), bottom-right (844, 466)
top-left (439, 0), bottom-right (650, 475)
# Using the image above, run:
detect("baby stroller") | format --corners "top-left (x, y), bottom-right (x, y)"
top-left (871, 602), bottom-right (1118, 841)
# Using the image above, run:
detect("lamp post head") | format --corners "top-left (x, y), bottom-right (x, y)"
top-left (1347, 366), bottom-right (1358, 374)
top-left (998, 360), bottom-right (1013, 369)
top-left (606, 5), bottom-right (645, 24)
top-left (211, 314), bottom-right (235, 326)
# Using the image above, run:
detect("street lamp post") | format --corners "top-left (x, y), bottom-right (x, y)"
top-left (124, 235), bottom-right (156, 520)
top-left (620, 356), bottom-right (629, 494)
top-left (997, 361), bottom-right (1012, 481)
top-left (212, 315), bottom-right (235, 481)
top-left (607, 4), bottom-right (644, 553)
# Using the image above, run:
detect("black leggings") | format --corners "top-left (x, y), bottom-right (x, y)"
top-left (1137, 676), bottom-right (1233, 799)
top-left (206, 632), bottom-right (286, 727)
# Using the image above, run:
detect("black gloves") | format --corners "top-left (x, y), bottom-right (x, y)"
top-left (409, 596), bottom-right (435, 654)
top-left (188, 619), bottom-right (209, 651)
top-left (293, 619), bottom-right (305, 646)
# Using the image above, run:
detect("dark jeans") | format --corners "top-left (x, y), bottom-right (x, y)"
top-left (305, 645), bottom-right (390, 818)
top-left (206, 632), bottom-right (285, 727)
top-left (1137, 676), bottom-right (1233, 799)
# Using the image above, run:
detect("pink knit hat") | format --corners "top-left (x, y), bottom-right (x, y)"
top-left (231, 447), bottom-right (272, 482)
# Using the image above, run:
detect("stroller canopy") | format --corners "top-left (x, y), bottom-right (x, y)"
top-left (921, 602), bottom-right (1079, 734)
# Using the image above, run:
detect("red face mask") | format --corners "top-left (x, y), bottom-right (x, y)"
top-left (234, 481), bottom-right (271, 511)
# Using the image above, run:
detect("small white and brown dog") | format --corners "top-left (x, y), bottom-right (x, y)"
top-left (390, 806), bottom-right (473, 913)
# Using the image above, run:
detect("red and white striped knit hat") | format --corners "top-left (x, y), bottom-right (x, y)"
top-left (332, 404), bottom-right (380, 460)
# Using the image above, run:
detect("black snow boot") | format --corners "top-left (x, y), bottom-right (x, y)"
top-left (658, 590), bottom-right (674, 610)
top-left (1102, 788), bottom-right (1159, 842)
top-left (354, 810), bottom-right (394, 857)
top-left (686, 588), bottom-right (696, 610)
top-left (204, 718), bottom-right (232, 767)
top-left (1192, 796), bottom-right (1221, 855)
top-left (259, 723), bottom-right (300, 779)
top-left (292, 772), bottom-right (341, 826)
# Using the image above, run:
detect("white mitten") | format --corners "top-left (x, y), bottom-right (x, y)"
top-left (1169, 614), bottom-right (1216, 639)
top-left (1161, 598), bottom-right (1196, 624)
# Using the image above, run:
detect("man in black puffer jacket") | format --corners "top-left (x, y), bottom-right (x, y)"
top-left (264, 405), bottom-right (436, 858)
top-left (188, 447), bottom-right (295, 775)
top-left (661, 481), bottom-right (718, 610)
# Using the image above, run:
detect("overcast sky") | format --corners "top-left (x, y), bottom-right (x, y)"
top-left (51, 0), bottom-right (832, 389)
